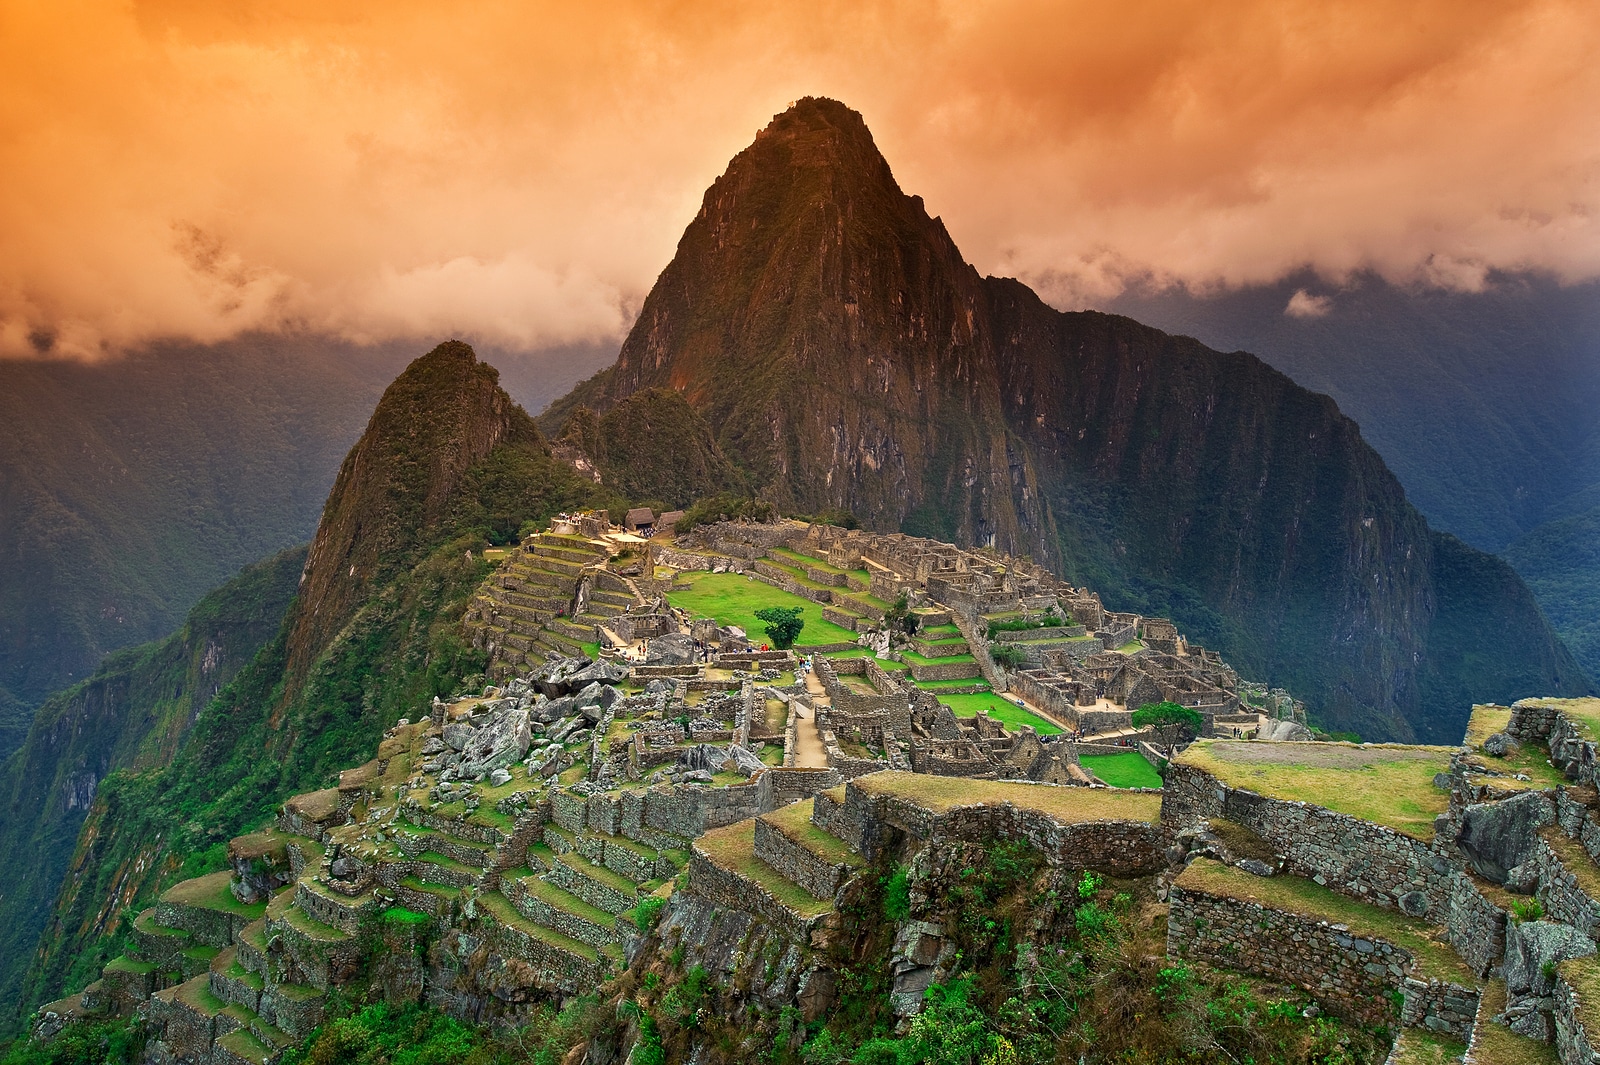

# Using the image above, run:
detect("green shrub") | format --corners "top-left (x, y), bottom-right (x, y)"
top-left (1512, 897), bottom-right (1545, 923)
top-left (754, 607), bottom-right (805, 649)
top-left (1130, 701), bottom-right (1204, 740)
top-left (988, 643), bottom-right (1026, 669)
top-left (629, 896), bottom-right (666, 930)
top-left (883, 866), bottom-right (912, 922)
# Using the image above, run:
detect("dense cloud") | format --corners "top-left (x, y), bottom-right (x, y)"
top-left (2, 0), bottom-right (1596, 358)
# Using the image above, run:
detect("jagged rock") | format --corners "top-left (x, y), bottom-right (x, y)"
top-left (645, 633), bottom-right (695, 665)
top-left (442, 722), bottom-right (475, 752)
top-left (1457, 790), bottom-right (1555, 882)
top-left (645, 679), bottom-right (672, 695)
top-left (1505, 920), bottom-right (1596, 997)
top-left (533, 656), bottom-right (594, 697)
top-left (488, 768), bottom-right (512, 787)
top-left (722, 744), bottom-right (767, 777)
top-left (1432, 772), bottom-right (1452, 789)
top-left (456, 708), bottom-right (532, 776)
top-left (421, 737), bottom-right (446, 756)
top-left (1237, 859), bottom-right (1275, 878)
top-left (330, 856), bottom-right (361, 880)
top-left (1257, 719), bottom-right (1313, 742)
top-left (569, 658), bottom-right (629, 687)
top-left (680, 769), bottom-right (714, 784)
top-left (1483, 731), bottom-right (1518, 757)
top-left (532, 694), bottom-right (577, 725)
top-left (550, 716), bottom-right (584, 743)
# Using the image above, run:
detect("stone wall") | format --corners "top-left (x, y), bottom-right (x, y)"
top-left (1551, 970), bottom-right (1600, 1065)
top-left (1162, 763), bottom-right (1456, 918)
top-left (1533, 833), bottom-right (1600, 941)
top-left (753, 818), bottom-right (852, 899)
top-left (1168, 886), bottom-right (1478, 1038)
top-left (1447, 874), bottom-right (1511, 977)
top-left (812, 780), bottom-right (1164, 876)
top-left (687, 851), bottom-right (824, 944)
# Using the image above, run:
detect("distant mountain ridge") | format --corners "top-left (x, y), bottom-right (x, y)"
top-left (547, 96), bottom-right (1589, 741)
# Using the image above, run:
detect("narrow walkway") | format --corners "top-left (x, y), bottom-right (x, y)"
top-left (790, 672), bottom-right (830, 768)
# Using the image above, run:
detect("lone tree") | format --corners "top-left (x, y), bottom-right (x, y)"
top-left (1130, 701), bottom-right (1204, 741)
top-left (753, 606), bottom-right (805, 650)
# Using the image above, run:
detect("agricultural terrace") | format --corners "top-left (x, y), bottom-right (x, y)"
top-left (850, 770), bottom-right (1162, 824)
top-left (1176, 859), bottom-right (1477, 985)
top-left (1176, 740), bottom-right (1454, 838)
top-left (1080, 751), bottom-right (1163, 789)
top-left (933, 691), bottom-right (1062, 736)
top-left (665, 571), bottom-right (857, 646)
top-left (1517, 698), bottom-right (1600, 741)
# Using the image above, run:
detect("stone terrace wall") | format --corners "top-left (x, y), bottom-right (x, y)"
top-left (1163, 763), bottom-right (1456, 918)
top-left (753, 818), bottom-right (852, 899)
top-left (817, 657), bottom-right (911, 718)
top-left (1508, 699), bottom-right (1600, 790)
top-left (687, 851), bottom-right (823, 944)
top-left (1168, 886), bottom-right (1478, 1039)
top-left (1447, 874), bottom-right (1510, 977)
top-left (812, 780), bottom-right (1164, 876)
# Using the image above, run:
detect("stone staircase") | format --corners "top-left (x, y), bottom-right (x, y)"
top-left (464, 533), bottom-right (642, 675)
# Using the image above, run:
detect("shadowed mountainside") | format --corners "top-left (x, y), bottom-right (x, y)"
top-left (0, 547), bottom-right (304, 1020)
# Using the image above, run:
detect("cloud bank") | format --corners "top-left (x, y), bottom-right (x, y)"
top-left (2, 0), bottom-right (1596, 358)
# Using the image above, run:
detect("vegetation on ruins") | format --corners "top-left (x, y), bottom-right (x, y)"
top-left (987, 643), bottom-right (1026, 670)
top-left (612, 840), bottom-right (1387, 1065)
top-left (882, 595), bottom-right (921, 637)
top-left (754, 607), bottom-right (807, 650)
top-left (0, 1015), bottom-right (144, 1065)
top-left (984, 611), bottom-right (1063, 639)
top-left (676, 493), bottom-right (777, 532)
top-left (1130, 701), bottom-right (1205, 741)
top-left (667, 573), bottom-right (855, 647)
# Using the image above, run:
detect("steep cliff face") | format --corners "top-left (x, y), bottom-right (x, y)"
top-left (547, 97), bottom-right (1588, 740)
top-left (0, 548), bottom-right (303, 1024)
top-left (553, 388), bottom-right (743, 509)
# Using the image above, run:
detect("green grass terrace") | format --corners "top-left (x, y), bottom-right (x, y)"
top-left (1080, 751), bottom-right (1163, 788)
top-left (665, 571), bottom-right (857, 646)
top-left (1175, 740), bottom-right (1454, 838)
top-left (932, 691), bottom-right (1062, 736)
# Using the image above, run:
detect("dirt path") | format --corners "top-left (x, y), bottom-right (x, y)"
top-left (789, 673), bottom-right (830, 768)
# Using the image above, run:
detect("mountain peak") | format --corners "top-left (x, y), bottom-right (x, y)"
top-left (281, 339), bottom-right (533, 698)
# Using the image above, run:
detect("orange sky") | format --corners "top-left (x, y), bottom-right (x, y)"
top-left (2, 0), bottom-right (1596, 358)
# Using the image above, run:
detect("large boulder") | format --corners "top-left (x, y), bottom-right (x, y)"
top-left (645, 633), bottom-right (696, 666)
top-left (457, 708), bottom-right (533, 776)
top-left (533, 656), bottom-right (593, 697)
top-left (569, 658), bottom-right (629, 687)
top-left (722, 744), bottom-right (767, 777)
top-left (1457, 790), bottom-right (1556, 883)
